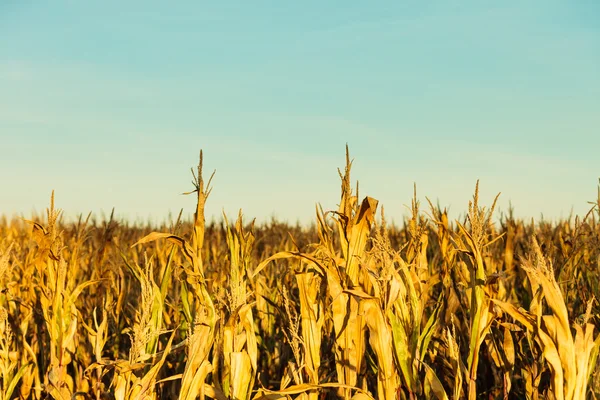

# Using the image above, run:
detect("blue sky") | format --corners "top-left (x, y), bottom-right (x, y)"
top-left (1, 1), bottom-right (598, 225)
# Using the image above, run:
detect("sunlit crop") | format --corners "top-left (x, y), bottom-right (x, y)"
top-left (1, 148), bottom-right (599, 399)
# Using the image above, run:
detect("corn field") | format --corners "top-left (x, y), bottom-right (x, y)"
top-left (1, 148), bottom-right (599, 400)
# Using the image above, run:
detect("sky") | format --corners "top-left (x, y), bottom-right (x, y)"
top-left (0, 1), bottom-right (599, 225)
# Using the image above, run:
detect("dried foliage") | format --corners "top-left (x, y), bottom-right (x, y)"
top-left (0, 149), bottom-right (599, 399)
